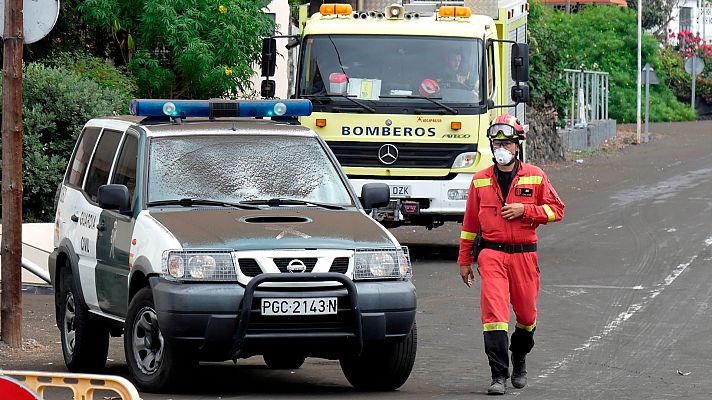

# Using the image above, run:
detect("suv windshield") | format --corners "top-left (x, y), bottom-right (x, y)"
top-left (299, 35), bottom-right (483, 107)
top-left (148, 135), bottom-right (353, 206)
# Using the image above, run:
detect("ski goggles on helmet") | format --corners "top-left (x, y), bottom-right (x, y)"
top-left (487, 124), bottom-right (521, 140)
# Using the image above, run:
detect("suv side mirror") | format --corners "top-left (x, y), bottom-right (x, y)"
top-left (511, 43), bottom-right (529, 82)
top-left (361, 183), bottom-right (390, 210)
top-left (261, 38), bottom-right (277, 78)
top-left (511, 84), bottom-right (530, 104)
top-left (97, 184), bottom-right (131, 215)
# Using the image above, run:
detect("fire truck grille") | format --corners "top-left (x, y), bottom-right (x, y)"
top-left (326, 141), bottom-right (476, 168)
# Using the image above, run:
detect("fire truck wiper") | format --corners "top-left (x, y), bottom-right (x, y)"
top-left (380, 95), bottom-right (458, 115)
top-left (302, 94), bottom-right (375, 113)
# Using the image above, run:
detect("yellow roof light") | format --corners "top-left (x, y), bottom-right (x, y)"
top-left (438, 6), bottom-right (471, 18)
top-left (320, 3), bottom-right (353, 16)
top-left (455, 6), bottom-right (471, 18)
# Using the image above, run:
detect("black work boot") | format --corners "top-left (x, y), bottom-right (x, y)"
top-left (487, 376), bottom-right (507, 395)
top-left (511, 353), bottom-right (527, 389)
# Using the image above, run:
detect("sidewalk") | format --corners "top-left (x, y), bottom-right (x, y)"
top-left (0, 223), bottom-right (53, 286)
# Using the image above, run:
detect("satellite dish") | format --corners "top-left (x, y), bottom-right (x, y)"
top-left (0, 0), bottom-right (60, 44)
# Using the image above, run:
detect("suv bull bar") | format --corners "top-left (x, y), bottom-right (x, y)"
top-left (231, 272), bottom-right (363, 357)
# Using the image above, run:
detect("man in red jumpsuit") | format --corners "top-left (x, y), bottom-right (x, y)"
top-left (458, 114), bottom-right (565, 395)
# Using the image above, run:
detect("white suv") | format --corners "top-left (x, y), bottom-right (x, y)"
top-left (49, 99), bottom-right (417, 393)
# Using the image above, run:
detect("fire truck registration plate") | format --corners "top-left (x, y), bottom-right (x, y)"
top-left (261, 297), bottom-right (338, 316)
top-left (389, 185), bottom-right (412, 197)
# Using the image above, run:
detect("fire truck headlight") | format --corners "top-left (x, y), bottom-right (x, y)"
top-left (448, 189), bottom-right (469, 201)
top-left (452, 152), bottom-right (476, 169)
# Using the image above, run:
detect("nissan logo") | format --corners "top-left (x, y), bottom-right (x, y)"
top-left (286, 259), bottom-right (307, 273)
top-left (378, 144), bottom-right (399, 165)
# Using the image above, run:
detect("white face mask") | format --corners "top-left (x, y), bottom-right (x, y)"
top-left (494, 147), bottom-right (514, 165)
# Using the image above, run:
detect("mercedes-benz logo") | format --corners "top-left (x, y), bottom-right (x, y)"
top-left (286, 259), bottom-right (307, 273)
top-left (378, 144), bottom-right (399, 165)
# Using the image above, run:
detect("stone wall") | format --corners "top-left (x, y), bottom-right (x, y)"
top-left (525, 106), bottom-right (565, 165)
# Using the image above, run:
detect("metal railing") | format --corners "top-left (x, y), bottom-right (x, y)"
top-left (563, 69), bottom-right (609, 129)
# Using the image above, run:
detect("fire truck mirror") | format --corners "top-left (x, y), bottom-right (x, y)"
top-left (511, 84), bottom-right (530, 104)
top-left (261, 79), bottom-right (276, 99)
top-left (261, 38), bottom-right (277, 77)
top-left (511, 43), bottom-right (529, 83)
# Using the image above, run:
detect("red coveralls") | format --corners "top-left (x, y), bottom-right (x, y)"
top-left (458, 161), bottom-right (565, 378)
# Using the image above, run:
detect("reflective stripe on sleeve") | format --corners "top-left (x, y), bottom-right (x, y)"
top-left (515, 176), bottom-right (543, 186)
top-left (473, 178), bottom-right (492, 188)
top-left (516, 322), bottom-right (537, 332)
top-left (460, 230), bottom-right (477, 240)
top-left (542, 204), bottom-right (556, 223)
top-left (483, 322), bottom-right (508, 331)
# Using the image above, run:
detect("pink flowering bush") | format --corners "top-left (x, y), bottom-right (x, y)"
top-left (664, 30), bottom-right (712, 104)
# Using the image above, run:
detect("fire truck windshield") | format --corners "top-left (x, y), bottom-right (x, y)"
top-left (298, 35), bottom-right (483, 110)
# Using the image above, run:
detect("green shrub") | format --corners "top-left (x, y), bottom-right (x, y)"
top-left (529, 4), bottom-right (696, 123)
top-left (528, 1), bottom-right (570, 116)
top-left (0, 63), bottom-right (127, 222)
top-left (44, 51), bottom-right (138, 112)
top-left (79, 0), bottom-right (274, 99)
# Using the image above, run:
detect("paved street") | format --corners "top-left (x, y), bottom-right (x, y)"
top-left (3, 121), bottom-right (712, 399)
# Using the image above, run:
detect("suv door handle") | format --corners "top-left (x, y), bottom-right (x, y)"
top-left (97, 222), bottom-right (106, 231)
top-left (71, 214), bottom-right (79, 222)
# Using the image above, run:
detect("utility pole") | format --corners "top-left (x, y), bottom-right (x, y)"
top-left (1, 0), bottom-right (24, 348)
top-left (636, 0), bottom-right (642, 144)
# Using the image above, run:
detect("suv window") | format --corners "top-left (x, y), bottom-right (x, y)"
top-left (111, 133), bottom-right (139, 209)
top-left (84, 129), bottom-right (123, 202)
top-left (148, 135), bottom-right (353, 205)
top-left (66, 127), bottom-right (101, 187)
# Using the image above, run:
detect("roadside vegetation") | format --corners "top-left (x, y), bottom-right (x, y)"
top-left (529, 2), bottom-right (700, 123)
top-left (3, 0), bottom-right (273, 222)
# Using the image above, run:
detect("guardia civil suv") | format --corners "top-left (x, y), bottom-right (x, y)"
top-left (49, 99), bottom-right (417, 393)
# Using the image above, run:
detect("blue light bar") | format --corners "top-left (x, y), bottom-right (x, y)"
top-left (129, 99), bottom-right (312, 118)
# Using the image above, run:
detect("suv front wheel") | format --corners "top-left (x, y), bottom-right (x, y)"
top-left (59, 268), bottom-right (109, 371)
top-left (124, 287), bottom-right (196, 392)
top-left (340, 322), bottom-right (417, 391)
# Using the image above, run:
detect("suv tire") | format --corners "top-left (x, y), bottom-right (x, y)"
top-left (263, 353), bottom-right (306, 369)
top-left (59, 269), bottom-right (110, 371)
top-left (340, 322), bottom-right (417, 391)
top-left (124, 287), bottom-right (196, 392)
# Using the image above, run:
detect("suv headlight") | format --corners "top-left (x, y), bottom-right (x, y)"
top-left (162, 251), bottom-right (237, 281)
top-left (353, 247), bottom-right (411, 280)
top-left (452, 152), bottom-right (476, 169)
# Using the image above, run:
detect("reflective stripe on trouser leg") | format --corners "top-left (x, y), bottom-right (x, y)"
top-left (484, 330), bottom-right (509, 378)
